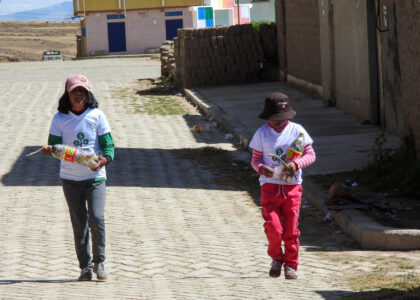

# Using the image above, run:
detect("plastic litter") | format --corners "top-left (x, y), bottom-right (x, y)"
top-left (224, 133), bottom-right (233, 140)
top-left (192, 123), bottom-right (211, 132)
top-left (323, 212), bottom-right (334, 223)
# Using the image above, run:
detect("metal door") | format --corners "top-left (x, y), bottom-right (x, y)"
top-left (165, 19), bottom-right (183, 41)
top-left (108, 22), bottom-right (127, 52)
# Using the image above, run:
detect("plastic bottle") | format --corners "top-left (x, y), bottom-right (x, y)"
top-left (281, 133), bottom-right (304, 182)
top-left (192, 123), bottom-right (211, 132)
top-left (51, 144), bottom-right (98, 167)
top-left (286, 132), bottom-right (304, 161)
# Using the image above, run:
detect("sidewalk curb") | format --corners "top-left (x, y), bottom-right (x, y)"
top-left (185, 88), bottom-right (420, 250)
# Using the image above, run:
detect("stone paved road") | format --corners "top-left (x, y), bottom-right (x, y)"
top-left (0, 59), bottom-right (350, 299)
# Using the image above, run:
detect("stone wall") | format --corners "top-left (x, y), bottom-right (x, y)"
top-left (160, 41), bottom-right (176, 78)
top-left (174, 24), bottom-right (277, 89)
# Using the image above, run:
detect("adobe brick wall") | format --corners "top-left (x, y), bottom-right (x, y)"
top-left (174, 24), bottom-right (276, 89)
top-left (395, 1), bottom-right (420, 154)
top-left (160, 41), bottom-right (175, 78)
top-left (282, 0), bottom-right (322, 86)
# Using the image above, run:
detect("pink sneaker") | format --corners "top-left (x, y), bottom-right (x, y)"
top-left (284, 266), bottom-right (297, 279)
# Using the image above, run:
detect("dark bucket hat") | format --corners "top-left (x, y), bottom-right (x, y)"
top-left (258, 93), bottom-right (296, 120)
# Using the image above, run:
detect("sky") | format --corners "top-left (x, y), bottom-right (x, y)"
top-left (0, 0), bottom-right (70, 14)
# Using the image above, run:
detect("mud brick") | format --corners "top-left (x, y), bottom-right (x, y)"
top-left (217, 36), bottom-right (225, 47)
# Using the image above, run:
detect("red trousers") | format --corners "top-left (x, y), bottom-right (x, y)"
top-left (261, 183), bottom-right (302, 270)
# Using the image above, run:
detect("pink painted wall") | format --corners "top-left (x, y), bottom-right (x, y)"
top-left (85, 8), bottom-right (193, 55)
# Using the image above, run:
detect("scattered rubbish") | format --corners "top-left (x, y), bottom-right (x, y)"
top-left (192, 123), bottom-right (211, 132)
top-left (323, 213), bottom-right (334, 223)
top-left (208, 116), bottom-right (213, 121)
top-left (174, 92), bottom-right (182, 96)
top-left (302, 204), bottom-right (311, 209)
top-left (351, 182), bottom-right (358, 187)
top-left (232, 162), bottom-right (238, 167)
top-left (333, 230), bottom-right (341, 235)
top-left (224, 133), bottom-right (233, 140)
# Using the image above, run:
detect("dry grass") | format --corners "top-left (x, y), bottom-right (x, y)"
top-left (0, 21), bottom-right (79, 62)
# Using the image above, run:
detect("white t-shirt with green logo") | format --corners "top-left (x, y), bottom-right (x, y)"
top-left (49, 108), bottom-right (111, 181)
top-left (249, 122), bottom-right (313, 185)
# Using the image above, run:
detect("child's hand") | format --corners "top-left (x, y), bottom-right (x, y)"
top-left (41, 145), bottom-right (52, 156)
top-left (282, 162), bottom-right (297, 174)
top-left (260, 165), bottom-right (274, 178)
top-left (90, 155), bottom-right (107, 171)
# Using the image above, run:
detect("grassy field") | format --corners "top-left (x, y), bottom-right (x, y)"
top-left (0, 21), bottom-right (80, 62)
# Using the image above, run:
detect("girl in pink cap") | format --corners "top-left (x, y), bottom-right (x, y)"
top-left (42, 74), bottom-right (114, 281)
top-left (249, 93), bottom-right (316, 279)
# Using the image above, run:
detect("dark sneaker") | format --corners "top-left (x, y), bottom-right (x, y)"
top-left (284, 266), bottom-right (297, 279)
top-left (78, 267), bottom-right (92, 281)
top-left (93, 262), bottom-right (108, 280)
top-left (269, 260), bottom-right (282, 278)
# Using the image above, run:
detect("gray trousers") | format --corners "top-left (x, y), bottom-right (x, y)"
top-left (62, 179), bottom-right (106, 269)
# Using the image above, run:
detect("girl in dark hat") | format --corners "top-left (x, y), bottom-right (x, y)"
top-left (249, 93), bottom-right (316, 279)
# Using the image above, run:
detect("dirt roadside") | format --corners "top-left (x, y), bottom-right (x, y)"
top-left (0, 21), bottom-right (79, 62)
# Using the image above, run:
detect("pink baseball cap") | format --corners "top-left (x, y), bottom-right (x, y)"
top-left (66, 74), bottom-right (90, 93)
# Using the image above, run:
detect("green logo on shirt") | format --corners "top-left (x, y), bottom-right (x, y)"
top-left (272, 148), bottom-right (286, 161)
top-left (74, 132), bottom-right (89, 146)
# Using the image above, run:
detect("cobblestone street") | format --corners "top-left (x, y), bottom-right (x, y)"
top-left (0, 58), bottom-right (359, 299)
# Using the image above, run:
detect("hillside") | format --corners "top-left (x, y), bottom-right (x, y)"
top-left (0, 21), bottom-right (80, 62)
top-left (0, 1), bottom-right (74, 22)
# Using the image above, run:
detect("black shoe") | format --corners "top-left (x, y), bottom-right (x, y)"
top-left (78, 267), bottom-right (93, 281)
top-left (269, 260), bottom-right (282, 278)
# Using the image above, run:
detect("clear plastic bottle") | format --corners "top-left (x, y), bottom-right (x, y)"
top-left (51, 144), bottom-right (98, 167)
top-left (281, 133), bottom-right (304, 182)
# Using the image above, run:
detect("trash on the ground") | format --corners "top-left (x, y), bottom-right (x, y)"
top-left (325, 181), bottom-right (358, 205)
top-left (174, 92), bottom-right (182, 96)
top-left (232, 162), bottom-right (238, 167)
top-left (333, 230), bottom-right (341, 235)
top-left (208, 116), bottom-right (213, 121)
top-left (323, 212), bottom-right (334, 223)
top-left (192, 123), bottom-right (211, 132)
top-left (26, 144), bottom-right (98, 168)
top-left (212, 122), bottom-right (217, 127)
top-left (302, 204), bottom-right (311, 209)
top-left (224, 133), bottom-right (233, 140)
top-left (351, 182), bottom-right (358, 187)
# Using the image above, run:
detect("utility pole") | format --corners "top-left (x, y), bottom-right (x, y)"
top-left (237, 0), bottom-right (240, 25)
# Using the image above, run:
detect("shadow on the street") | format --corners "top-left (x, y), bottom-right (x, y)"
top-left (317, 287), bottom-right (420, 299)
top-left (1, 146), bottom-right (250, 191)
top-left (0, 279), bottom-right (79, 285)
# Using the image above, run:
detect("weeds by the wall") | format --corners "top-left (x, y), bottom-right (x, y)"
top-left (251, 20), bottom-right (273, 32)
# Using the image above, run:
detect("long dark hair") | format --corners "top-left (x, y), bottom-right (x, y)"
top-left (58, 90), bottom-right (99, 114)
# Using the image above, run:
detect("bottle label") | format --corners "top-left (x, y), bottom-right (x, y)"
top-left (286, 148), bottom-right (302, 161)
top-left (62, 146), bottom-right (77, 163)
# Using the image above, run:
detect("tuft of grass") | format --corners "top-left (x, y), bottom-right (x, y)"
top-left (251, 20), bottom-right (274, 32)
top-left (110, 84), bottom-right (190, 116)
top-left (132, 95), bottom-right (189, 115)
